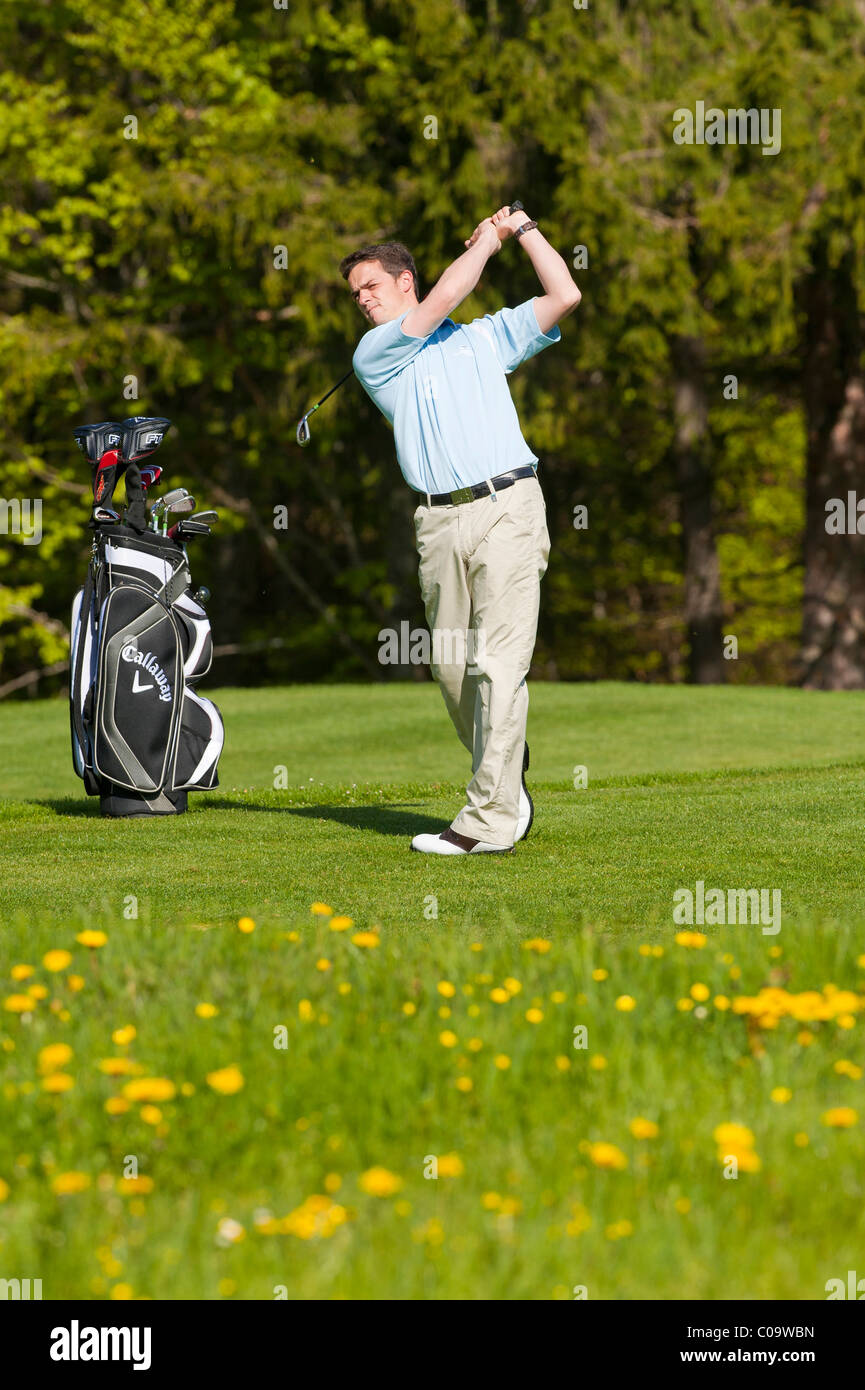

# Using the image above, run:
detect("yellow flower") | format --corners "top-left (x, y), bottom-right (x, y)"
top-left (522, 938), bottom-right (551, 954)
top-left (722, 1148), bottom-right (761, 1172)
top-left (651, 945), bottom-right (664, 957)
top-left (401, 1001), bottom-right (416, 1016)
top-left (629, 1117), bottom-right (659, 1139)
top-left (118, 1176), bottom-right (154, 1195)
top-left (140, 1105), bottom-right (162, 1125)
top-left (587, 1142), bottom-right (628, 1170)
top-left (676, 998), bottom-right (694, 1011)
top-left (503, 978), bottom-right (522, 995)
top-left (68, 975), bottom-right (85, 992)
top-left (555, 1055), bottom-right (571, 1072)
top-left (43, 950), bottom-right (72, 972)
top-left (770, 1087), bottom-right (792, 1104)
top-left (237, 917), bottom-right (255, 933)
top-left (97, 1057), bottom-right (137, 1076)
top-left (592, 969), bottom-right (608, 981)
top-left (822, 1107), bottom-right (857, 1128)
top-left (467, 1037), bottom-right (483, 1052)
top-left (437, 1153), bottom-right (464, 1177)
top-left (105, 1097), bottom-right (131, 1115)
top-left (674, 931), bottom-right (707, 948)
top-left (324, 1172), bottom-right (342, 1193)
top-left (714, 995), bottom-right (730, 1010)
top-left (455, 1076), bottom-right (473, 1092)
top-left (3, 994), bottom-right (35, 1013)
top-left (285, 931), bottom-right (299, 942)
top-left (112, 1026), bottom-right (136, 1046)
top-left (439, 1030), bottom-right (458, 1048)
top-left (206, 1066), bottom-right (244, 1096)
top-left (566, 1202), bottom-right (592, 1235)
top-left (28, 984), bottom-right (48, 1000)
top-left (494, 1054), bottom-right (511, 1070)
top-left (589, 1054), bottom-right (607, 1070)
top-left (470, 942), bottom-right (484, 952)
top-left (42, 1073), bottom-right (74, 1093)
top-left (605, 1220), bottom-right (633, 1239)
top-left (437, 981), bottom-right (456, 998)
top-left (674, 1197), bottom-right (691, 1214)
top-left (481, 1191), bottom-right (501, 1209)
top-left (358, 1166), bottom-right (402, 1197)
top-left (38, 1043), bottom-right (73, 1074)
top-left (525, 1008), bottom-right (544, 1024)
top-left (351, 932), bottom-right (380, 949)
top-left (794, 1132), bottom-right (809, 1147)
top-left (195, 1003), bottom-right (218, 1019)
top-left (76, 931), bottom-right (107, 948)
top-left (615, 995), bottom-right (636, 1012)
top-left (52, 1171), bottom-right (91, 1194)
top-left (490, 986), bottom-right (509, 1004)
top-left (122, 1077), bottom-right (176, 1102)
top-left (330, 915), bottom-right (354, 931)
top-left (690, 983), bottom-right (710, 1002)
top-left (837, 1014), bottom-right (856, 1029)
top-left (713, 1123), bottom-right (755, 1149)
top-left (316, 958), bottom-right (331, 972)
top-left (311, 902), bottom-right (334, 916)
top-left (10, 964), bottom-right (34, 981)
top-left (797, 1029), bottom-right (815, 1046)
top-left (834, 1060), bottom-right (863, 1079)
top-left (0, 1177), bottom-right (9, 1201)
top-left (550, 990), bottom-right (566, 1004)
top-left (499, 1196), bottom-right (521, 1215)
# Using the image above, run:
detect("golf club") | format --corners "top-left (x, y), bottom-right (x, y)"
top-left (162, 494), bottom-right (196, 535)
top-left (93, 506), bottom-right (120, 524)
top-left (189, 510), bottom-right (218, 526)
top-left (295, 201), bottom-right (524, 447)
top-left (149, 487), bottom-right (190, 532)
top-left (139, 464), bottom-right (163, 493)
top-left (169, 519), bottom-right (211, 541)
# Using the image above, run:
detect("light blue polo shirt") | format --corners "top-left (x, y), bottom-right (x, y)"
top-left (352, 297), bottom-right (560, 495)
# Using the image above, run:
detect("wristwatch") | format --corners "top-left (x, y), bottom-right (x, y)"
top-left (514, 220), bottom-right (539, 241)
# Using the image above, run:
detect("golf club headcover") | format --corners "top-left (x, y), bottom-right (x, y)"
top-left (120, 416), bottom-right (172, 466)
top-left (73, 421), bottom-right (124, 470)
top-left (91, 448), bottom-right (123, 510)
top-left (122, 463), bottom-right (148, 533)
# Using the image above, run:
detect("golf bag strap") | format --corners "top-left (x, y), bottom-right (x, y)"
top-left (159, 560), bottom-right (191, 607)
top-left (71, 560), bottom-right (96, 756)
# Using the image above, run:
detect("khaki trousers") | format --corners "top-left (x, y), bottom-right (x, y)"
top-left (413, 474), bottom-right (551, 846)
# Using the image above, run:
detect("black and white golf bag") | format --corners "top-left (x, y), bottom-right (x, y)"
top-left (70, 525), bottom-right (224, 816)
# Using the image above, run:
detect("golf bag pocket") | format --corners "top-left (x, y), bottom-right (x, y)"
top-left (93, 585), bottom-right (182, 793)
top-left (173, 688), bottom-right (224, 790)
top-left (174, 592), bottom-right (213, 682)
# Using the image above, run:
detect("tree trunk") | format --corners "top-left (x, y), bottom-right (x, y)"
top-left (798, 244), bottom-right (865, 688)
top-left (671, 334), bottom-right (725, 683)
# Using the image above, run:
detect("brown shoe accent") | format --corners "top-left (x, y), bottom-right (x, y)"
top-left (439, 826), bottom-right (480, 851)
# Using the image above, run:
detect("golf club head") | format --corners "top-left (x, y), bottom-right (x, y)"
top-left (296, 415), bottom-right (311, 447)
top-left (120, 416), bottom-right (172, 466)
top-left (92, 506), bottom-right (120, 524)
top-left (194, 586), bottom-right (211, 605)
top-left (169, 519), bottom-right (211, 540)
top-left (166, 495), bottom-right (196, 518)
top-left (73, 421), bottom-right (123, 466)
top-left (190, 510), bottom-right (218, 525)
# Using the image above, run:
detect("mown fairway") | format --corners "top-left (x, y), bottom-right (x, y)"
top-left (0, 684), bottom-right (863, 1298)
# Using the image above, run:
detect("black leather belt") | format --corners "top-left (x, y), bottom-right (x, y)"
top-left (424, 465), bottom-right (538, 507)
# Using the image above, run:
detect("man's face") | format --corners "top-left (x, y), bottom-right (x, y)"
top-left (347, 260), bottom-right (414, 327)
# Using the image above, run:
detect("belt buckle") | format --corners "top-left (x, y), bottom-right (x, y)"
top-left (450, 485), bottom-right (475, 506)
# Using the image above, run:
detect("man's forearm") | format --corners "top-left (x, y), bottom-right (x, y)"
top-left (518, 227), bottom-right (581, 304)
top-left (403, 232), bottom-right (497, 338)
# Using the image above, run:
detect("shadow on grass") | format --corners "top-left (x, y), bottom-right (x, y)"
top-left (28, 798), bottom-right (103, 817)
top-left (203, 798), bottom-right (447, 837)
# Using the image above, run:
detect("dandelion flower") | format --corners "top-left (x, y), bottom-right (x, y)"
top-left (123, 1077), bottom-right (176, 1102)
top-left (105, 1097), bottom-right (131, 1115)
top-left (770, 1088), bottom-right (792, 1104)
top-left (629, 1118), bottom-right (659, 1139)
top-left (494, 1054), bottom-right (511, 1070)
top-left (3, 994), bottom-right (34, 1013)
top-left (525, 1008), bottom-right (544, 1023)
top-left (490, 988), bottom-right (509, 1003)
top-left (195, 1003), bottom-right (218, 1019)
top-left (351, 932), bottom-right (380, 949)
top-left (52, 1171), bottom-right (91, 1194)
top-left (615, 995), bottom-right (636, 1012)
top-left (439, 1030), bottom-right (458, 1048)
top-left (437, 981), bottom-right (456, 998)
top-left (401, 1001), bottom-right (416, 1016)
top-left (43, 950), bottom-right (72, 973)
top-left (587, 1142), bottom-right (628, 1170)
top-left (237, 917), bottom-right (255, 933)
top-left (206, 1066), bottom-right (244, 1096)
top-left (455, 1076), bottom-right (473, 1092)
top-left (311, 902), bottom-right (334, 916)
top-left (330, 916), bottom-right (354, 931)
top-left (42, 1073), bottom-right (74, 1093)
top-left (76, 931), bottom-right (107, 948)
top-left (592, 969), bottom-right (608, 982)
top-left (522, 939), bottom-right (551, 954)
top-left (690, 983), bottom-right (710, 1002)
top-left (38, 1043), bottom-right (73, 1074)
top-left (822, 1107), bottom-right (857, 1128)
top-left (358, 1167), bottom-right (402, 1197)
top-left (437, 1154), bottom-right (464, 1178)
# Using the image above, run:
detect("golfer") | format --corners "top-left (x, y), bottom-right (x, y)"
top-left (340, 205), bottom-right (581, 854)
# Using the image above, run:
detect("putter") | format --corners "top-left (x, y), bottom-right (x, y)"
top-left (295, 201), bottom-right (524, 447)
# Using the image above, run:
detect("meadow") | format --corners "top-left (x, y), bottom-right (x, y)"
top-left (0, 683), bottom-right (863, 1298)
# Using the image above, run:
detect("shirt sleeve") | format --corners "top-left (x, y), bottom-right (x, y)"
top-left (352, 313), bottom-right (430, 390)
top-left (469, 298), bottom-right (561, 374)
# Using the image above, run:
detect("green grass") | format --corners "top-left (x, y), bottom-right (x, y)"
top-left (0, 682), bottom-right (864, 1299)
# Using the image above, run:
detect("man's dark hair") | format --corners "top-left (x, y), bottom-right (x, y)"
top-left (339, 241), bottom-right (420, 300)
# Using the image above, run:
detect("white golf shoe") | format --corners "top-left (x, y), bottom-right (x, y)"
top-left (411, 827), bottom-right (513, 855)
top-left (515, 743), bottom-right (534, 842)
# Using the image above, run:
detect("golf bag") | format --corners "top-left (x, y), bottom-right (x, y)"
top-left (70, 524), bottom-right (224, 816)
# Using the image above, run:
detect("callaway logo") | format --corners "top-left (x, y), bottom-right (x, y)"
top-left (121, 643), bottom-right (172, 702)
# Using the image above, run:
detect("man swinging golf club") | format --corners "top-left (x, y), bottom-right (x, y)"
top-left (340, 203), bottom-right (581, 854)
